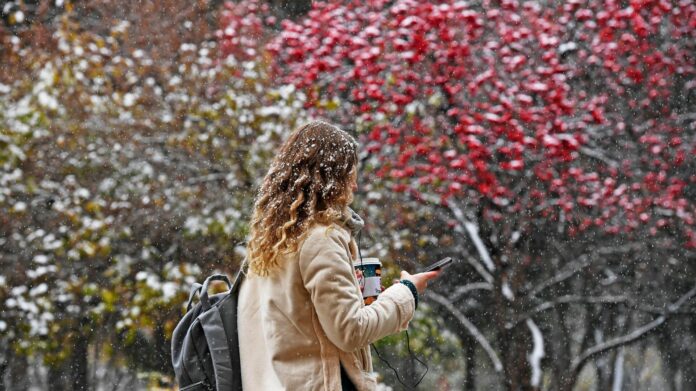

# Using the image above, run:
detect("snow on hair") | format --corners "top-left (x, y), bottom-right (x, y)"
top-left (245, 120), bottom-right (358, 276)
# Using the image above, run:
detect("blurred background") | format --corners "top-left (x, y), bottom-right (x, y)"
top-left (0, 0), bottom-right (694, 390)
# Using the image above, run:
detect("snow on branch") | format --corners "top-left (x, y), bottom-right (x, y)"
top-left (594, 243), bottom-right (646, 255)
top-left (526, 319), bottom-right (545, 388)
top-left (463, 221), bottom-right (496, 272)
top-left (612, 348), bottom-right (625, 391)
top-left (570, 283), bottom-right (696, 375)
top-left (515, 294), bottom-right (696, 329)
top-left (443, 242), bottom-right (493, 284)
top-left (668, 284), bottom-right (696, 311)
top-left (676, 112), bottom-right (696, 123)
top-left (578, 146), bottom-right (619, 167)
top-left (513, 295), bottom-right (629, 327)
top-left (529, 255), bottom-right (593, 297)
top-left (428, 292), bottom-right (504, 373)
top-left (464, 254), bottom-right (495, 284)
top-left (570, 315), bottom-right (665, 375)
top-left (447, 202), bottom-right (495, 272)
top-left (451, 282), bottom-right (493, 302)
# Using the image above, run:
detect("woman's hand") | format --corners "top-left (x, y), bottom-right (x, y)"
top-left (400, 270), bottom-right (441, 294)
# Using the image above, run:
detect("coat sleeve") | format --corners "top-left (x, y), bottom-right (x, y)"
top-left (298, 225), bottom-right (415, 352)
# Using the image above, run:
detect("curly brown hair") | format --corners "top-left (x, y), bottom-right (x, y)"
top-left (246, 120), bottom-right (359, 276)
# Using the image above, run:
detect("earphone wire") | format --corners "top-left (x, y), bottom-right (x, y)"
top-left (357, 229), bottom-right (429, 389)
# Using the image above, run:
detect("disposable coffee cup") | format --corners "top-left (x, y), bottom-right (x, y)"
top-left (353, 258), bottom-right (382, 305)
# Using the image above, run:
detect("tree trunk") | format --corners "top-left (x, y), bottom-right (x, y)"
top-left (7, 352), bottom-right (28, 391)
top-left (47, 361), bottom-right (66, 391)
top-left (496, 296), bottom-right (534, 390)
top-left (0, 354), bottom-right (6, 391)
top-left (549, 306), bottom-right (573, 391)
top-left (505, 326), bottom-right (534, 391)
top-left (70, 327), bottom-right (89, 391)
top-left (678, 351), bottom-right (696, 391)
top-left (596, 350), bottom-right (616, 391)
top-left (610, 348), bottom-right (625, 391)
top-left (464, 335), bottom-right (476, 391)
top-left (596, 309), bottom-right (618, 390)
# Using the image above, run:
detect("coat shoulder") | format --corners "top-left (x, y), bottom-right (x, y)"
top-left (303, 223), bottom-right (351, 245)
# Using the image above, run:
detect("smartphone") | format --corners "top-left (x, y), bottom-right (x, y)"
top-left (423, 257), bottom-right (453, 272)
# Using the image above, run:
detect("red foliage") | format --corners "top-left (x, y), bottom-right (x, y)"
top-left (219, 0), bottom-right (696, 245)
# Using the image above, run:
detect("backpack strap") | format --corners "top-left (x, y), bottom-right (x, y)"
top-left (198, 305), bottom-right (233, 390)
top-left (197, 269), bottom-right (246, 391)
top-left (186, 283), bottom-right (203, 312)
top-left (230, 266), bottom-right (246, 295)
top-left (200, 274), bottom-right (232, 311)
top-left (228, 267), bottom-right (246, 391)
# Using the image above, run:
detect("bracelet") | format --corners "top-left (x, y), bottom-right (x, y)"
top-left (400, 279), bottom-right (418, 309)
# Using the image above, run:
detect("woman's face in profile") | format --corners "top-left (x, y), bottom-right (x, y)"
top-left (346, 166), bottom-right (358, 204)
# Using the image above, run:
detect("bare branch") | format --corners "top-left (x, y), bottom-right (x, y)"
top-left (570, 283), bottom-right (696, 375)
top-left (513, 290), bottom-right (695, 329)
top-left (578, 146), bottom-right (619, 167)
top-left (427, 292), bottom-right (504, 373)
top-left (529, 255), bottom-right (592, 297)
top-left (465, 256), bottom-right (495, 284)
top-left (668, 284), bottom-right (696, 312)
top-left (447, 243), bottom-right (493, 284)
top-left (463, 220), bottom-right (496, 271)
top-left (594, 243), bottom-right (645, 255)
top-left (676, 112), bottom-right (696, 123)
top-left (451, 282), bottom-right (493, 302)
top-left (447, 202), bottom-right (496, 272)
top-left (511, 295), bottom-right (628, 328)
top-left (571, 315), bottom-right (665, 375)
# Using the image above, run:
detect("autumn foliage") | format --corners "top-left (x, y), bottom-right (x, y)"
top-left (0, 0), bottom-right (694, 389)
top-left (216, 2), bottom-right (696, 388)
top-left (220, 0), bottom-right (695, 248)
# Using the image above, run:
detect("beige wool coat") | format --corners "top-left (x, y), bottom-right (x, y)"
top-left (237, 221), bottom-right (416, 390)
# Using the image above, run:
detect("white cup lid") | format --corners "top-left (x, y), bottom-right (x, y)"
top-left (353, 257), bottom-right (381, 267)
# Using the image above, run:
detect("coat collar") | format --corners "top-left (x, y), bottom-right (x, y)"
top-left (341, 207), bottom-right (364, 238)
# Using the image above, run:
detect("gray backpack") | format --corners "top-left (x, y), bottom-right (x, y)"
top-left (171, 270), bottom-right (245, 391)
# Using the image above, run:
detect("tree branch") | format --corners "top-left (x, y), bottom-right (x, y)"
top-left (440, 242), bottom-right (493, 284)
top-left (451, 282), bottom-right (493, 302)
top-left (464, 256), bottom-right (495, 284)
top-left (511, 295), bottom-right (627, 328)
top-left (529, 255), bottom-right (592, 297)
top-left (427, 292), bottom-right (504, 373)
top-left (446, 202), bottom-right (496, 272)
top-left (578, 146), bottom-right (619, 167)
top-left (570, 283), bottom-right (696, 375)
top-left (527, 319), bottom-right (545, 388)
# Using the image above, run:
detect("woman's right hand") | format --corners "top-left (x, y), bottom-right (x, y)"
top-left (399, 270), bottom-right (441, 294)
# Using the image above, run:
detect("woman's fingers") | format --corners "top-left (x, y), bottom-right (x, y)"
top-left (421, 270), bottom-right (441, 280)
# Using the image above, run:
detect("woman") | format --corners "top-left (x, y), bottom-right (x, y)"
top-left (238, 120), bottom-right (440, 390)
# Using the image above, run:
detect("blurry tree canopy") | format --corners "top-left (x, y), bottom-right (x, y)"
top-left (1, 0), bottom-right (694, 390)
top-left (239, 0), bottom-right (696, 389)
top-left (1, 2), bottom-right (306, 389)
